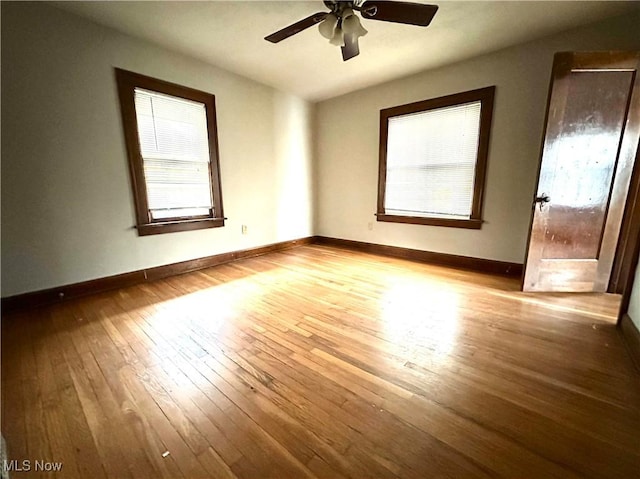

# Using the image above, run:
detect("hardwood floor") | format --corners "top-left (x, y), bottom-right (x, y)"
top-left (2, 244), bottom-right (639, 478)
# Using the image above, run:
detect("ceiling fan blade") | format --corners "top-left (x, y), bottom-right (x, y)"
top-left (265, 12), bottom-right (328, 43)
top-left (341, 33), bottom-right (360, 61)
top-left (359, 1), bottom-right (438, 27)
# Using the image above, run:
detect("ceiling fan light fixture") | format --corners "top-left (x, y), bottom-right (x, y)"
top-left (342, 12), bottom-right (368, 38)
top-left (341, 7), bottom-right (355, 19)
top-left (329, 26), bottom-right (345, 46)
top-left (318, 13), bottom-right (338, 39)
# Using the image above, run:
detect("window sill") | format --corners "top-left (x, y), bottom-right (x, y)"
top-left (376, 214), bottom-right (482, 229)
top-left (136, 217), bottom-right (225, 236)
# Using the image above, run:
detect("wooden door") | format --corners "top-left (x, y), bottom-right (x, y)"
top-left (523, 51), bottom-right (640, 292)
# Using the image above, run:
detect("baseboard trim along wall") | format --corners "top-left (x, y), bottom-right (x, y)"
top-left (1, 237), bottom-right (314, 313)
top-left (313, 236), bottom-right (523, 277)
top-left (2, 235), bottom-right (524, 313)
top-left (619, 314), bottom-right (640, 373)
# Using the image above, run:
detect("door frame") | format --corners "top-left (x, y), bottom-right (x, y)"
top-left (615, 141), bottom-right (640, 324)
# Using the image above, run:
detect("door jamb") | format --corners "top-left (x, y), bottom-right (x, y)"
top-left (616, 141), bottom-right (640, 324)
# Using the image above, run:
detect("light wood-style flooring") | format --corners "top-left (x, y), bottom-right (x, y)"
top-left (2, 245), bottom-right (639, 478)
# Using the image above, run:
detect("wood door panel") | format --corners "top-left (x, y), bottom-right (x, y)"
top-left (541, 71), bottom-right (633, 260)
top-left (523, 51), bottom-right (640, 292)
top-left (536, 260), bottom-right (598, 292)
top-left (542, 205), bottom-right (607, 259)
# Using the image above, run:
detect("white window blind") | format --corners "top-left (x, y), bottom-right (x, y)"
top-left (384, 100), bottom-right (482, 218)
top-left (134, 88), bottom-right (213, 220)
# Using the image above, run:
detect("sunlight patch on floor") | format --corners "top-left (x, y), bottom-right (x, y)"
top-left (380, 280), bottom-right (460, 361)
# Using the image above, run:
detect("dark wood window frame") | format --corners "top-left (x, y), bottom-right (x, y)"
top-left (115, 68), bottom-right (225, 236)
top-left (376, 86), bottom-right (495, 229)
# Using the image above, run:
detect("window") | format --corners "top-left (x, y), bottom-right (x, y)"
top-left (377, 86), bottom-right (495, 229)
top-left (115, 68), bottom-right (224, 235)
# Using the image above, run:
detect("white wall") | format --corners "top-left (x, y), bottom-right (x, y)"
top-left (315, 12), bottom-right (640, 263)
top-left (628, 263), bottom-right (640, 331)
top-left (3, 4), bottom-right (640, 298)
top-left (1, 2), bottom-right (313, 297)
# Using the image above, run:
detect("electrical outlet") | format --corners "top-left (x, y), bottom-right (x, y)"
top-left (367, 222), bottom-right (373, 231)
top-left (241, 225), bottom-right (248, 235)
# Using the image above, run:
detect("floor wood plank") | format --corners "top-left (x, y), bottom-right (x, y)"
top-left (2, 244), bottom-right (639, 478)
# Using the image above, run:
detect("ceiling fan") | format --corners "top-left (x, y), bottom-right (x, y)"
top-left (265, 1), bottom-right (439, 61)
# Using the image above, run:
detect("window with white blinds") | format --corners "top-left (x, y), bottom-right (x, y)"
top-left (134, 88), bottom-right (213, 220)
top-left (385, 101), bottom-right (481, 218)
top-left (116, 68), bottom-right (224, 236)
top-left (377, 87), bottom-right (495, 229)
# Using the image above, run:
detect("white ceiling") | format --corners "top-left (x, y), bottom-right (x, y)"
top-left (52, 1), bottom-right (640, 101)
